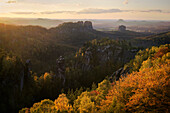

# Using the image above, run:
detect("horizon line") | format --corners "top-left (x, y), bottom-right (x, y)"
top-left (1, 17), bottom-right (170, 21)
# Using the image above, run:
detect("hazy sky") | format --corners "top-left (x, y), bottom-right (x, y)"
top-left (0, 0), bottom-right (170, 20)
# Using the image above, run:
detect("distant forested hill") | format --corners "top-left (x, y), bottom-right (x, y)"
top-left (0, 22), bottom-right (152, 74)
top-left (0, 18), bottom-right (63, 28)
top-left (130, 31), bottom-right (170, 48)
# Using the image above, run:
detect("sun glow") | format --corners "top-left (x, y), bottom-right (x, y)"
top-left (0, 0), bottom-right (170, 20)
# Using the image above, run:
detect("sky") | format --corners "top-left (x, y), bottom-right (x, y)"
top-left (0, 0), bottom-right (170, 20)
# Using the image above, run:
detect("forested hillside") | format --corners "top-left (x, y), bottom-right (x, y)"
top-left (0, 23), bottom-right (76, 74)
top-left (64, 38), bottom-right (137, 88)
top-left (131, 31), bottom-right (170, 48)
top-left (0, 22), bottom-right (167, 74)
top-left (0, 22), bottom-right (149, 74)
top-left (0, 49), bottom-right (35, 112)
top-left (0, 22), bottom-right (170, 113)
top-left (0, 38), bottom-right (137, 113)
top-left (19, 44), bottom-right (170, 113)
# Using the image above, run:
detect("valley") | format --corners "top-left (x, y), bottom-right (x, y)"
top-left (0, 21), bottom-right (169, 113)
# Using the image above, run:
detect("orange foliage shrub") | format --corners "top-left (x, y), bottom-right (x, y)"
top-left (90, 90), bottom-right (100, 96)
top-left (154, 47), bottom-right (170, 58)
top-left (100, 59), bottom-right (170, 113)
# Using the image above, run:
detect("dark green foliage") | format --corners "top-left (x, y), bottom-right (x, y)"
top-left (91, 82), bottom-right (97, 90)
top-left (0, 49), bottom-right (66, 113)
top-left (67, 87), bottom-right (84, 105)
top-left (0, 23), bottom-right (76, 74)
top-left (0, 49), bottom-right (35, 113)
top-left (64, 38), bottom-right (135, 90)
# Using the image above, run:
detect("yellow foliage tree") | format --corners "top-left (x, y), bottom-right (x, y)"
top-left (99, 52), bottom-right (170, 113)
top-left (54, 93), bottom-right (73, 113)
top-left (74, 91), bottom-right (96, 113)
top-left (30, 99), bottom-right (55, 113)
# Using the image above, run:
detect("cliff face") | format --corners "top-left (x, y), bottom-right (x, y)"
top-left (50, 21), bottom-right (94, 33)
top-left (80, 45), bottom-right (134, 71)
top-left (56, 56), bottom-right (65, 85)
top-left (84, 21), bottom-right (93, 30)
top-left (59, 39), bottom-right (138, 88)
top-left (70, 39), bottom-right (137, 72)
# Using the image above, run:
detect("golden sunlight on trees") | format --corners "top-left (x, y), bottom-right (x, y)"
top-left (99, 45), bottom-right (170, 112)
top-left (30, 99), bottom-right (54, 113)
top-left (74, 91), bottom-right (96, 113)
top-left (54, 93), bottom-right (73, 113)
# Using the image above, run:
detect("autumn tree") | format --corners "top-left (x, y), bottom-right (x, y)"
top-left (30, 99), bottom-right (55, 113)
top-left (54, 93), bottom-right (73, 113)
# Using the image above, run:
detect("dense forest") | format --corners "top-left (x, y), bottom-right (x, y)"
top-left (0, 22), bottom-right (167, 74)
top-left (0, 22), bottom-right (170, 113)
top-left (19, 44), bottom-right (170, 113)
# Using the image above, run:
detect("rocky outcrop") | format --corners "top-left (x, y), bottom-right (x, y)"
top-left (77, 43), bottom-right (135, 72)
top-left (20, 59), bottom-right (32, 92)
top-left (109, 67), bottom-right (130, 82)
top-left (20, 70), bottom-right (24, 92)
top-left (50, 21), bottom-right (94, 33)
top-left (56, 56), bottom-right (65, 85)
top-left (84, 21), bottom-right (93, 30)
top-left (118, 25), bottom-right (126, 32)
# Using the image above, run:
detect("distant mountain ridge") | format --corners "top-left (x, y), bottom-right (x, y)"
top-left (131, 31), bottom-right (170, 48)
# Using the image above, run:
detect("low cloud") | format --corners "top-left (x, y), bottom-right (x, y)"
top-left (6, 0), bottom-right (17, 3)
top-left (77, 8), bottom-right (122, 14)
top-left (10, 8), bottom-right (170, 15)
top-left (40, 11), bottom-right (76, 14)
top-left (12, 11), bottom-right (77, 15)
top-left (140, 10), bottom-right (162, 13)
top-left (11, 8), bottom-right (123, 15)
top-left (12, 12), bottom-right (36, 14)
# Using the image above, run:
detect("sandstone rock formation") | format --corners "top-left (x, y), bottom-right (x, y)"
top-left (84, 21), bottom-right (93, 30)
top-left (51, 21), bottom-right (94, 33)
top-left (118, 25), bottom-right (126, 32)
top-left (56, 56), bottom-right (65, 85)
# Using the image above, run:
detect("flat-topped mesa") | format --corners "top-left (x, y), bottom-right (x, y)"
top-left (84, 21), bottom-right (93, 30)
top-left (55, 21), bottom-right (94, 32)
